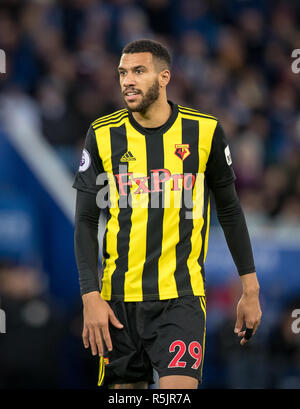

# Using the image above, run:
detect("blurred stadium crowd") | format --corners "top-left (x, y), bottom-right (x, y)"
top-left (1, 0), bottom-right (300, 389)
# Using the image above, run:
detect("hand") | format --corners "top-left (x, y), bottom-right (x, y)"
top-left (234, 273), bottom-right (262, 346)
top-left (82, 291), bottom-right (123, 356)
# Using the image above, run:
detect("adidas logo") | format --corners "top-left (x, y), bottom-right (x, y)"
top-left (120, 151), bottom-right (136, 162)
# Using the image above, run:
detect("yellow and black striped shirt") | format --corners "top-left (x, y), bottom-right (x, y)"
top-left (73, 102), bottom-right (236, 301)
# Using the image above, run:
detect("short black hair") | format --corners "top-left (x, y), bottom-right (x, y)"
top-left (122, 39), bottom-right (171, 70)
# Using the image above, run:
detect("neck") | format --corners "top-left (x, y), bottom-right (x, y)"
top-left (131, 96), bottom-right (171, 128)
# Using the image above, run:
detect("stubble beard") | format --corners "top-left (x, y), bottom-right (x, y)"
top-left (123, 79), bottom-right (160, 114)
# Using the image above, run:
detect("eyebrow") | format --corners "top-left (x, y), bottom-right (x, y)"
top-left (118, 65), bottom-right (147, 72)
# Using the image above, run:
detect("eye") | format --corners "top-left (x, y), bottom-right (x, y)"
top-left (136, 68), bottom-right (143, 74)
top-left (119, 71), bottom-right (126, 77)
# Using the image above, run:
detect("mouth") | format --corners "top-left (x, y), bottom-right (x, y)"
top-left (124, 90), bottom-right (141, 102)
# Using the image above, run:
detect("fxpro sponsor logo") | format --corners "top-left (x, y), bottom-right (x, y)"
top-left (114, 168), bottom-right (196, 196)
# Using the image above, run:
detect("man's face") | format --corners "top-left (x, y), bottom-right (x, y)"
top-left (118, 52), bottom-right (160, 113)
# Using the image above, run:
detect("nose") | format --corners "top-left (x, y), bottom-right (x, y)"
top-left (123, 72), bottom-right (136, 88)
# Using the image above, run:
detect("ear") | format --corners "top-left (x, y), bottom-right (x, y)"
top-left (159, 69), bottom-right (171, 87)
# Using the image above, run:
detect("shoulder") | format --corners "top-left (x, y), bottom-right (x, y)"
top-left (91, 108), bottom-right (129, 131)
top-left (177, 104), bottom-right (218, 122)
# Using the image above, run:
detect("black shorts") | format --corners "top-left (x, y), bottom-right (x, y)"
top-left (98, 295), bottom-right (206, 387)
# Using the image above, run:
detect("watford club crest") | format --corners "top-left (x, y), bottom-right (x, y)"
top-left (174, 144), bottom-right (191, 161)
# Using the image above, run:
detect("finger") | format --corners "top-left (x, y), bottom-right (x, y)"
top-left (252, 318), bottom-right (261, 336)
top-left (82, 327), bottom-right (89, 348)
top-left (240, 328), bottom-right (253, 346)
top-left (108, 309), bottom-right (124, 329)
top-left (240, 337), bottom-right (247, 346)
top-left (234, 315), bottom-right (243, 334)
top-left (88, 328), bottom-right (98, 356)
top-left (244, 327), bottom-right (253, 340)
top-left (94, 327), bottom-right (104, 357)
top-left (101, 325), bottom-right (113, 352)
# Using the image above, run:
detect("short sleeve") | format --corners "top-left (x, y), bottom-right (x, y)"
top-left (72, 126), bottom-right (104, 194)
top-left (205, 122), bottom-right (236, 189)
